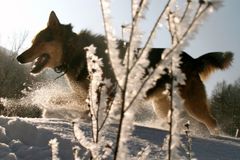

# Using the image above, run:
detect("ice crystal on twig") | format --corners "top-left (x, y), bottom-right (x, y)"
top-left (49, 138), bottom-right (60, 160)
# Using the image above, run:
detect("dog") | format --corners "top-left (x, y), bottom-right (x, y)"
top-left (17, 11), bottom-right (233, 134)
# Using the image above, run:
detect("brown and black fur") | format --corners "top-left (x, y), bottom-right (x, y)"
top-left (17, 11), bottom-right (233, 134)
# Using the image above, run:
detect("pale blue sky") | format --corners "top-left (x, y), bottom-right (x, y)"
top-left (0, 0), bottom-right (239, 96)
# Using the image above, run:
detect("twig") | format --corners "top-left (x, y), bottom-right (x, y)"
top-left (98, 93), bottom-right (114, 131)
top-left (129, 0), bottom-right (171, 72)
top-left (124, 0), bottom-right (171, 112)
top-left (113, 90), bottom-right (125, 160)
top-left (48, 138), bottom-right (60, 160)
top-left (184, 121), bottom-right (193, 160)
top-left (137, 145), bottom-right (151, 160)
top-left (72, 121), bottom-right (94, 160)
top-left (99, 0), bottom-right (122, 91)
top-left (235, 129), bottom-right (239, 138)
top-left (168, 59), bottom-right (174, 160)
top-left (113, 1), bottom-right (147, 159)
top-left (179, 0), bottom-right (191, 23)
top-left (167, 11), bottom-right (176, 45)
top-left (125, 0), bottom-right (145, 68)
top-left (163, 1), bottom-right (211, 59)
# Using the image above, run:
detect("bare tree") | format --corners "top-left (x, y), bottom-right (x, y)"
top-left (211, 79), bottom-right (240, 136)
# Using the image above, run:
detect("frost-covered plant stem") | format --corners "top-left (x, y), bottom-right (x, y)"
top-left (163, 1), bottom-right (213, 59)
top-left (49, 138), bottom-right (60, 160)
top-left (179, 0), bottom-right (191, 23)
top-left (168, 84), bottom-right (174, 160)
top-left (113, 90), bottom-right (126, 160)
top-left (113, 0), bottom-right (151, 158)
top-left (235, 129), bottom-right (239, 138)
top-left (129, 0), bottom-right (171, 72)
top-left (126, 0), bottom-right (145, 66)
top-left (72, 119), bottom-right (101, 159)
top-left (137, 145), bottom-right (151, 160)
top-left (123, 0), bottom-right (172, 112)
top-left (167, 57), bottom-right (177, 160)
top-left (73, 146), bottom-right (81, 160)
top-left (184, 121), bottom-right (193, 160)
top-left (113, 28), bottom-right (131, 160)
top-left (99, 0), bottom-right (149, 159)
top-left (165, 1), bottom-right (215, 159)
top-left (86, 45), bottom-right (102, 143)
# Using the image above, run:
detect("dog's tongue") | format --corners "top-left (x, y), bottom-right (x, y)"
top-left (31, 54), bottom-right (49, 74)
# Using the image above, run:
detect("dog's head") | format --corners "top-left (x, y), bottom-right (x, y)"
top-left (17, 11), bottom-right (71, 74)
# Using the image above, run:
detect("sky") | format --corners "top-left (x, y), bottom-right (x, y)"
top-left (0, 0), bottom-right (239, 96)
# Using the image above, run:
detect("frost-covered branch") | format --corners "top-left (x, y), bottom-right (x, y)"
top-left (72, 146), bottom-right (81, 160)
top-left (85, 44), bottom-right (117, 145)
top-left (72, 121), bottom-right (95, 159)
top-left (129, 0), bottom-right (171, 72)
top-left (99, 0), bottom-right (124, 88)
top-left (85, 45), bottom-right (104, 143)
top-left (137, 145), bottom-right (151, 160)
top-left (184, 121), bottom-right (193, 160)
top-left (125, 0), bottom-right (148, 67)
top-left (163, 0), bottom-right (218, 59)
top-left (164, 1), bottom-right (220, 159)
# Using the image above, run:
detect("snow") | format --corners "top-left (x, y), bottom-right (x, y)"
top-left (0, 116), bottom-right (80, 160)
top-left (0, 116), bottom-right (239, 160)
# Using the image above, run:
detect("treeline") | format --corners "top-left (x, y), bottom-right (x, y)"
top-left (0, 47), bottom-right (47, 98)
top-left (0, 47), bottom-right (46, 117)
top-left (211, 79), bottom-right (240, 136)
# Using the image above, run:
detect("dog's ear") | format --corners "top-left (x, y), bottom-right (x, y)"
top-left (48, 11), bottom-right (60, 28)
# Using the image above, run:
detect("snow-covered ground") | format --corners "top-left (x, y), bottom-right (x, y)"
top-left (0, 116), bottom-right (239, 160)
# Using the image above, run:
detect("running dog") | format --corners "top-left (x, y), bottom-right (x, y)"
top-left (17, 11), bottom-right (233, 134)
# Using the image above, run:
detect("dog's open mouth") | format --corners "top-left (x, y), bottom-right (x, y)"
top-left (31, 53), bottom-right (50, 74)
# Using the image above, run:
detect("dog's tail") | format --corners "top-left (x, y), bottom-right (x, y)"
top-left (196, 51), bottom-right (233, 80)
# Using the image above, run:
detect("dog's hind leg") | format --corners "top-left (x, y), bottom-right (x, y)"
top-left (181, 79), bottom-right (219, 135)
top-left (147, 74), bottom-right (171, 120)
top-left (185, 100), bottom-right (218, 135)
top-left (148, 87), bottom-right (171, 128)
top-left (152, 94), bottom-right (170, 119)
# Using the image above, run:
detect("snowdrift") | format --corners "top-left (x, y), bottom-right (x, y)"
top-left (0, 116), bottom-right (239, 160)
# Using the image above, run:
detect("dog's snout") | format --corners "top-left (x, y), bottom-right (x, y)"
top-left (16, 49), bottom-right (32, 64)
top-left (16, 55), bottom-right (25, 64)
